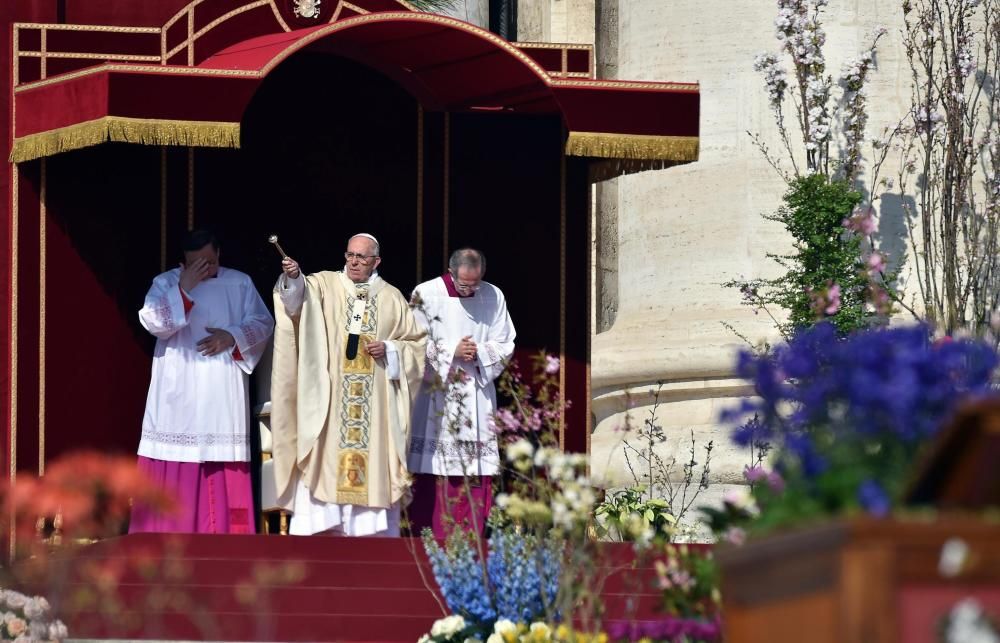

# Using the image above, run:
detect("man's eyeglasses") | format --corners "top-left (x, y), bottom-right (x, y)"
top-left (450, 271), bottom-right (481, 292)
top-left (345, 251), bottom-right (377, 263)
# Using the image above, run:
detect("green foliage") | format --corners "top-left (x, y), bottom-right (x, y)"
top-left (593, 486), bottom-right (676, 545)
top-left (727, 173), bottom-right (878, 338)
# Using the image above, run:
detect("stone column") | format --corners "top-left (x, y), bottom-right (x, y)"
top-left (517, 0), bottom-right (594, 43)
top-left (588, 0), bottom-right (911, 539)
top-left (594, 0), bottom-right (618, 332)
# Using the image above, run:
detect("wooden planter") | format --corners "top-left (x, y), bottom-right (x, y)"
top-left (716, 516), bottom-right (1000, 643)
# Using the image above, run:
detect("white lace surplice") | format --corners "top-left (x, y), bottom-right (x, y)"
top-left (137, 267), bottom-right (274, 463)
top-left (407, 276), bottom-right (516, 477)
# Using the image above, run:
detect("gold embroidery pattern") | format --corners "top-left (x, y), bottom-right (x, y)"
top-left (340, 375), bottom-right (371, 448)
top-left (338, 282), bottom-right (377, 462)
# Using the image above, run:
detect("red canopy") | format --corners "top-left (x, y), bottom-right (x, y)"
top-left (11, 8), bottom-right (698, 166)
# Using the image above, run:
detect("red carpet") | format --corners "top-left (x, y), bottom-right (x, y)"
top-left (28, 534), bottom-right (663, 642)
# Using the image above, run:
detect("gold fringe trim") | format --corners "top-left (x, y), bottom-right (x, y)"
top-left (565, 131), bottom-right (699, 162)
top-left (10, 116), bottom-right (241, 163)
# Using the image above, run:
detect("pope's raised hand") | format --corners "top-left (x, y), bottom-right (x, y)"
top-left (282, 257), bottom-right (301, 280)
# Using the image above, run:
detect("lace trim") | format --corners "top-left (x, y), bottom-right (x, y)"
top-left (240, 321), bottom-right (262, 348)
top-left (152, 298), bottom-right (177, 333)
top-left (411, 436), bottom-right (497, 460)
top-left (141, 429), bottom-right (247, 447)
top-left (484, 342), bottom-right (501, 365)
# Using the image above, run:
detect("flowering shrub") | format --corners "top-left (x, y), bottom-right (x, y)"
top-left (0, 589), bottom-right (68, 642)
top-left (1, 451), bottom-right (176, 548)
top-left (722, 322), bottom-right (999, 531)
top-left (939, 598), bottom-right (1000, 643)
top-left (725, 175), bottom-right (881, 338)
top-left (491, 354), bottom-right (568, 448)
top-left (731, 1), bottom-right (903, 344)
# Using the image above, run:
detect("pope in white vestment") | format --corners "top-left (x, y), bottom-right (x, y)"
top-left (270, 234), bottom-right (426, 537)
top-left (131, 230), bottom-right (274, 534)
top-left (407, 248), bottom-right (515, 538)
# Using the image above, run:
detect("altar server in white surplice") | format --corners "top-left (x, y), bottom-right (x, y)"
top-left (407, 248), bottom-right (516, 538)
top-left (130, 229), bottom-right (274, 535)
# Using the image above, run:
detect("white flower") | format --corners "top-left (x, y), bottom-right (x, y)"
top-left (506, 438), bottom-right (534, 463)
top-left (431, 615), bottom-right (467, 638)
top-left (945, 598), bottom-right (1000, 643)
top-left (3, 591), bottom-right (27, 610)
top-left (417, 635), bottom-right (431, 643)
top-left (48, 621), bottom-right (68, 641)
top-left (494, 619), bottom-right (517, 638)
top-left (486, 635), bottom-right (504, 643)
top-left (495, 493), bottom-right (511, 509)
top-left (28, 620), bottom-right (48, 639)
top-left (22, 598), bottom-right (45, 620)
top-left (551, 501), bottom-right (571, 529)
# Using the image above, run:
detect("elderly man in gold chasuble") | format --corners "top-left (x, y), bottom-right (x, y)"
top-left (271, 233), bottom-right (427, 536)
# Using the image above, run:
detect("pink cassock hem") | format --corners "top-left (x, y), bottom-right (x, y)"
top-left (407, 474), bottom-right (492, 540)
top-left (129, 456), bottom-right (254, 534)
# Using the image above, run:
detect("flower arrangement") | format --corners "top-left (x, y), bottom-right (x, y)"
top-left (419, 354), bottom-right (607, 641)
top-left (2, 450), bottom-right (176, 546)
top-left (0, 589), bottom-right (68, 642)
top-left (419, 616), bottom-right (610, 643)
top-left (422, 527), bottom-right (562, 629)
top-left (721, 322), bottom-right (999, 532)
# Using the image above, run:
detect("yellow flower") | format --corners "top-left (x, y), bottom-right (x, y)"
top-left (529, 622), bottom-right (552, 641)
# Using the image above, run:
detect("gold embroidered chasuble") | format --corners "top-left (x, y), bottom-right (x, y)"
top-left (271, 271), bottom-right (426, 509)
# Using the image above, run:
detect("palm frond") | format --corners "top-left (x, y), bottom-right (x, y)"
top-left (405, 0), bottom-right (461, 12)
